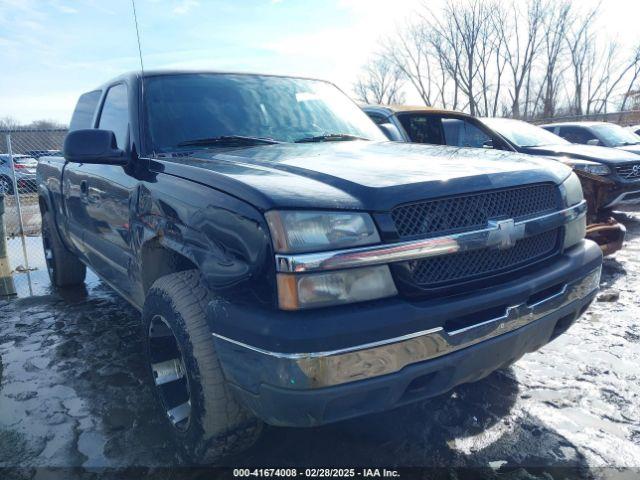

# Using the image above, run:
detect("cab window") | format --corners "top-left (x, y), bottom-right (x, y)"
top-left (98, 84), bottom-right (129, 149)
top-left (69, 90), bottom-right (102, 131)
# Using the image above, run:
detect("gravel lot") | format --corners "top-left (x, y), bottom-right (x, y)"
top-left (0, 212), bottom-right (639, 479)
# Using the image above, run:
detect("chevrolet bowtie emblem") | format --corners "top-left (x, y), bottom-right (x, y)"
top-left (487, 218), bottom-right (525, 250)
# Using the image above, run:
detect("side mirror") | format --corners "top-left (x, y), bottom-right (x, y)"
top-left (587, 139), bottom-right (601, 146)
top-left (64, 129), bottom-right (128, 165)
top-left (378, 123), bottom-right (404, 142)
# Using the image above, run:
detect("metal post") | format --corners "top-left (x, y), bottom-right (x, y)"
top-left (0, 194), bottom-right (17, 296)
top-left (5, 134), bottom-right (33, 295)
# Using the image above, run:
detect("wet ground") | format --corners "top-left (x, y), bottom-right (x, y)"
top-left (0, 213), bottom-right (639, 479)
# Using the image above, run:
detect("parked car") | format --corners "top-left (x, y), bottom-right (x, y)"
top-left (364, 105), bottom-right (626, 255)
top-left (24, 149), bottom-right (63, 159)
top-left (540, 121), bottom-right (640, 155)
top-left (482, 118), bottom-right (640, 209)
top-left (0, 154), bottom-right (37, 194)
top-left (362, 104), bottom-right (512, 150)
top-left (38, 71), bottom-right (602, 462)
top-left (628, 124), bottom-right (640, 136)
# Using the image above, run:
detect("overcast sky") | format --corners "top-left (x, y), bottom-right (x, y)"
top-left (1, 0), bottom-right (639, 124)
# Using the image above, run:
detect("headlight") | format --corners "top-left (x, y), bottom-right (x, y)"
top-left (267, 210), bottom-right (395, 309)
top-left (277, 266), bottom-right (397, 310)
top-left (265, 210), bottom-right (380, 253)
top-left (563, 215), bottom-right (587, 250)
top-left (560, 173), bottom-right (587, 249)
top-left (565, 160), bottom-right (611, 176)
top-left (561, 172), bottom-right (584, 207)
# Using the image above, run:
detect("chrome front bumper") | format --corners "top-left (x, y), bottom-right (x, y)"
top-left (213, 267), bottom-right (600, 389)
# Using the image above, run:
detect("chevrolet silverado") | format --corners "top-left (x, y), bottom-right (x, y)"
top-left (37, 71), bottom-right (602, 462)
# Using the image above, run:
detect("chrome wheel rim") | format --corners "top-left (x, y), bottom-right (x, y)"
top-left (0, 178), bottom-right (9, 194)
top-left (148, 314), bottom-right (192, 432)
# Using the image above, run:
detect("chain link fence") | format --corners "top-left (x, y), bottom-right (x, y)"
top-left (0, 128), bottom-right (67, 297)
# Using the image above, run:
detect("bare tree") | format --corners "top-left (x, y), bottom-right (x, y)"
top-left (382, 22), bottom-right (435, 106)
top-left (565, 5), bottom-right (599, 115)
top-left (584, 40), bottom-right (640, 114)
top-left (537, 0), bottom-right (572, 117)
top-left (619, 44), bottom-right (640, 113)
top-left (28, 119), bottom-right (67, 130)
top-left (495, 0), bottom-right (545, 118)
top-left (411, 0), bottom-right (495, 115)
top-left (353, 57), bottom-right (406, 105)
top-left (375, 0), bottom-right (637, 120)
top-left (0, 117), bottom-right (21, 130)
top-left (477, 1), bottom-right (506, 116)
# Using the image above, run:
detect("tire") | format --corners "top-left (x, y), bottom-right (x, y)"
top-left (0, 176), bottom-right (13, 195)
top-left (41, 210), bottom-right (86, 287)
top-left (142, 270), bottom-right (262, 463)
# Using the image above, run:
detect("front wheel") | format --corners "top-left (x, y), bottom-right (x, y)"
top-left (142, 270), bottom-right (262, 463)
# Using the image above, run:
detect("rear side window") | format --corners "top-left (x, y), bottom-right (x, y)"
top-left (69, 90), bottom-right (101, 131)
top-left (442, 118), bottom-right (492, 148)
top-left (98, 84), bottom-right (129, 149)
top-left (398, 114), bottom-right (445, 144)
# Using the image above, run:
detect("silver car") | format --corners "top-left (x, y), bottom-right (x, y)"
top-left (0, 154), bottom-right (38, 195)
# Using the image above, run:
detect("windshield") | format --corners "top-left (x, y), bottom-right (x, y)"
top-left (482, 118), bottom-right (568, 147)
top-left (592, 123), bottom-right (640, 147)
top-left (144, 73), bottom-right (386, 152)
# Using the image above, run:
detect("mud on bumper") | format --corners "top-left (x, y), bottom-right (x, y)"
top-left (210, 241), bottom-right (602, 427)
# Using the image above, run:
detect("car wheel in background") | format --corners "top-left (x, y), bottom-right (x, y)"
top-left (0, 176), bottom-right (13, 195)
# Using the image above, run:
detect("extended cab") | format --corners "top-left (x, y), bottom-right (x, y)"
top-left (38, 72), bottom-right (602, 462)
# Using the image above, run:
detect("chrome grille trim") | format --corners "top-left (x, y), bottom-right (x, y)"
top-left (275, 201), bottom-right (587, 274)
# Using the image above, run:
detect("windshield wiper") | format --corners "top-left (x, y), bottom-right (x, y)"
top-left (177, 135), bottom-right (281, 147)
top-left (294, 133), bottom-right (367, 143)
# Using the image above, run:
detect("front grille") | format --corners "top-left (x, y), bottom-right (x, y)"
top-left (616, 164), bottom-right (640, 180)
top-left (391, 183), bottom-right (559, 238)
top-left (408, 229), bottom-right (560, 287)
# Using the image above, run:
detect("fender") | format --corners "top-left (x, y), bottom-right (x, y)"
top-left (37, 158), bottom-right (76, 253)
top-left (133, 172), bottom-right (276, 310)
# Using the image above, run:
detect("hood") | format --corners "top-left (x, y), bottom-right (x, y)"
top-left (520, 143), bottom-right (640, 165)
top-left (156, 141), bottom-right (572, 211)
top-left (615, 144), bottom-right (640, 156)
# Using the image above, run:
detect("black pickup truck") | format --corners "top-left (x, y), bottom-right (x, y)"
top-left (38, 71), bottom-right (602, 462)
